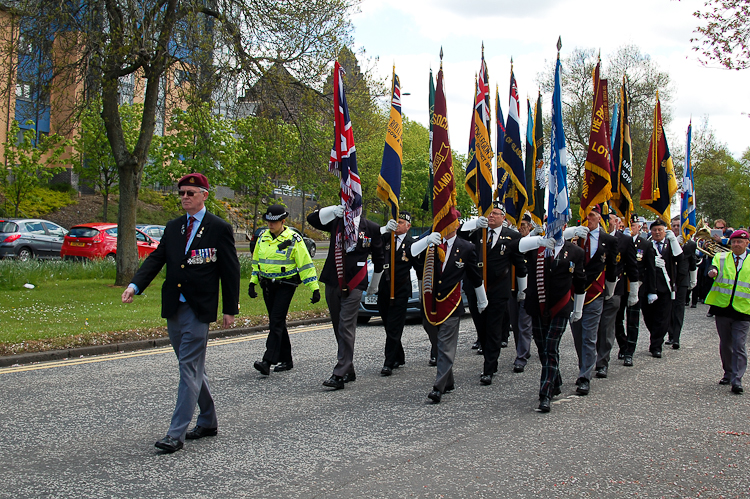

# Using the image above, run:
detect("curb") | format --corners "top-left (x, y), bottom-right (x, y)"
top-left (0, 316), bottom-right (332, 368)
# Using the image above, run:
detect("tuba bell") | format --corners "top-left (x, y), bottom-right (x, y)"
top-left (694, 223), bottom-right (731, 257)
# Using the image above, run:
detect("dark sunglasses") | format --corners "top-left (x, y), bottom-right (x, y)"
top-left (178, 190), bottom-right (201, 197)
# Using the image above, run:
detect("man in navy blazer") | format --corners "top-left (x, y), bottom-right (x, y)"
top-left (122, 173), bottom-right (240, 453)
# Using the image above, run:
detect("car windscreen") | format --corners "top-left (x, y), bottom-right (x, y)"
top-left (0, 221), bottom-right (18, 233)
top-left (68, 227), bottom-right (100, 238)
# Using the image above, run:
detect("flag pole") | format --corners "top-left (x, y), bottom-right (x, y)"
top-left (390, 65), bottom-right (396, 301)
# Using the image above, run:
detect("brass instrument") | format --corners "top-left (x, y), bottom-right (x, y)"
top-left (694, 223), bottom-right (731, 257)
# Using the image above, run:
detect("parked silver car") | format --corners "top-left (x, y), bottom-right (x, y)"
top-left (0, 218), bottom-right (68, 260)
top-left (136, 224), bottom-right (166, 242)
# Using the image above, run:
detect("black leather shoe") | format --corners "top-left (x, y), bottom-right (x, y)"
top-left (274, 362), bottom-right (293, 372)
top-left (732, 384), bottom-right (744, 394)
top-left (623, 356), bottom-right (633, 367)
top-left (471, 341), bottom-right (480, 350)
top-left (650, 349), bottom-right (662, 358)
top-left (690, 303), bottom-right (697, 308)
top-left (707, 312), bottom-right (714, 318)
top-left (380, 365), bottom-right (393, 376)
top-left (393, 361), bottom-right (403, 369)
top-left (552, 386), bottom-right (562, 397)
top-left (428, 357), bottom-right (437, 367)
top-left (155, 436), bottom-right (183, 453)
top-left (576, 378), bottom-right (590, 395)
top-left (476, 347), bottom-right (483, 355)
top-left (322, 375), bottom-right (344, 389)
top-left (444, 384), bottom-right (455, 393)
top-left (500, 341), bottom-right (508, 348)
top-left (513, 364), bottom-right (525, 373)
top-left (427, 389), bottom-right (442, 403)
top-left (253, 360), bottom-right (271, 375)
top-left (665, 339), bottom-right (674, 345)
top-left (617, 351), bottom-right (625, 360)
top-left (719, 377), bottom-right (731, 385)
top-left (538, 396), bottom-right (551, 413)
top-left (342, 372), bottom-right (356, 383)
top-left (596, 366), bottom-right (608, 378)
top-left (186, 425), bottom-right (218, 440)
top-left (672, 342), bottom-right (680, 350)
top-left (479, 374), bottom-right (493, 385)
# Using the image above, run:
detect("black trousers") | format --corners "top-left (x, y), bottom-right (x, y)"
top-left (669, 285), bottom-right (688, 343)
top-left (261, 282), bottom-right (297, 364)
top-left (466, 283), bottom-right (509, 375)
top-left (642, 291), bottom-right (672, 352)
top-left (532, 313), bottom-right (568, 400)
top-left (378, 283), bottom-right (410, 367)
top-left (615, 291), bottom-right (642, 357)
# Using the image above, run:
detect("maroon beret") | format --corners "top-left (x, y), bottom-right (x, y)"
top-left (178, 173), bottom-right (209, 190)
top-left (730, 229), bottom-right (749, 240)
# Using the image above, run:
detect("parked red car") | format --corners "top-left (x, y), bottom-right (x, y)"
top-left (61, 223), bottom-right (159, 261)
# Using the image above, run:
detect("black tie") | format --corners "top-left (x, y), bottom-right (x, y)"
top-left (488, 229), bottom-right (495, 248)
top-left (657, 241), bottom-right (663, 254)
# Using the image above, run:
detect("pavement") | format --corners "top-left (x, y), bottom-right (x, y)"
top-left (1, 303), bottom-right (748, 498)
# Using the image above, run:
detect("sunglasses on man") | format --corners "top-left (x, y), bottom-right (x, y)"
top-left (178, 190), bottom-right (202, 197)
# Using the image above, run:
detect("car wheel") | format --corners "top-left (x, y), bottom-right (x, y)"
top-left (17, 247), bottom-right (33, 261)
top-left (308, 243), bottom-right (316, 258)
top-left (105, 253), bottom-right (116, 262)
top-left (357, 316), bottom-right (370, 324)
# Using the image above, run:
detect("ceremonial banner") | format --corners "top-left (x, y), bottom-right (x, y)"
top-left (465, 53), bottom-right (494, 216)
top-left (526, 92), bottom-right (546, 226)
top-left (580, 60), bottom-right (613, 220)
top-left (495, 85), bottom-right (509, 200)
top-left (611, 78), bottom-right (634, 222)
top-left (547, 50), bottom-right (571, 244)
top-left (432, 64), bottom-right (460, 237)
top-left (640, 92), bottom-right (678, 222)
top-left (498, 63), bottom-right (527, 225)
top-left (377, 68), bottom-right (403, 219)
top-left (329, 61), bottom-right (362, 252)
top-left (421, 70), bottom-right (436, 213)
top-left (681, 121), bottom-right (696, 239)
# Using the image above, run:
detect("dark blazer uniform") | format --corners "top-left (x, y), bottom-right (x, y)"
top-left (131, 211), bottom-right (240, 444)
top-left (669, 239), bottom-right (697, 345)
top-left (641, 239), bottom-right (684, 354)
top-left (577, 230), bottom-right (619, 303)
top-left (377, 232), bottom-right (417, 368)
top-left (616, 233), bottom-right (649, 357)
top-left (308, 211), bottom-right (385, 378)
top-left (524, 241), bottom-right (586, 401)
top-left (466, 227), bottom-right (526, 376)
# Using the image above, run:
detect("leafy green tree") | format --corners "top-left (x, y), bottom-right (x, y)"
top-left (1, 121), bottom-right (68, 217)
top-left (74, 100), bottom-right (144, 222)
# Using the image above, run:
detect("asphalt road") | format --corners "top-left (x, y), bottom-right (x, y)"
top-left (1, 304), bottom-right (748, 498)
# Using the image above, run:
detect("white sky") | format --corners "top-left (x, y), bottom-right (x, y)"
top-left (350, 0), bottom-right (750, 159)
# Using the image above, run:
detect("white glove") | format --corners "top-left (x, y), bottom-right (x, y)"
top-left (575, 226), bottom-right (590, 239)
top-left (689, 269), bottom-right (698, 290)
top-left (366, 271), bottom-right (382, 296)
top-left (666, 230), bottom-right (683, 255)
top-left (654, 256), bottom-right (666, 269)
top-left (381, 219), bottom-right (398, 234)
top-left (604, 280), bottom-right (617, 300)
top-left (516, 276), bottom-right (527, 302)
top-left (677, 235), bottom-right (684, 245)
top-left (476, 216), bottom-right (489, 229)
top-left (319, 204), bottom-right (345, 224)
top-left (518, 235), bottom-right (555, 253)
top-left (623, 228), bottom-right (631, 236)
top-left (530, 226), bottom-right (544, 236)
top-left (475, 285), bottom-right (489, 313)
top-left (628, 281), bottom-right (640, 306)
top-left (540, 237), bottom-right (555, 249)
top-left (570, 293), bottom-right (585, 323)
top-left (647, 293), bottom-right (658, 304)
top-left (562, 226), bottom-right (577, 240)
top-left (411, 232), bottom-right (442, 256)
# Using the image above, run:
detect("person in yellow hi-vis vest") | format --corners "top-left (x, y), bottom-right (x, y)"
top-left (706, 229), bottom-right (750, 394)
top-left (249, 205), bottom-right (320, 375)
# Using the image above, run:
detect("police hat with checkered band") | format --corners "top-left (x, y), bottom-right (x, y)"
top-left (263, 205), bottom-right (289, 222)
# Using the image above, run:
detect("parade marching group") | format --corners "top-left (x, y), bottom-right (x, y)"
top-left (121, 43), bottom-right (749, 453)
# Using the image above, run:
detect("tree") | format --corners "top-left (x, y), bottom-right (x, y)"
top-left (74, 99), bottom-right (144, 222)
top-left (3, 0), bottom-right (356, 285)
top-left (1, 120), bottom-right (67, 216)
top-left (690, 0), bottom-right (750, 70)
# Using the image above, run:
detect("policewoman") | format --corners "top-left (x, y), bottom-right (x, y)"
top-left (249, 205), bottom-right (320, 375)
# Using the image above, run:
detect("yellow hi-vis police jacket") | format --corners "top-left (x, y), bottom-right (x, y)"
top-left (250, 227), bottom-right (320, 291)
top-left (705, 251), bottom-right (750, 315)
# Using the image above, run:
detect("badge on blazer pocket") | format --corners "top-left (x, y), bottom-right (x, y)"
top-left (455, 260), bottom-right (464, 269)
top-left (188, 248), bottom-right (217, 264)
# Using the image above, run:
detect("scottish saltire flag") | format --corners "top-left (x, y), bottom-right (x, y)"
top-left (432, 62), bottom-right (460, 237)
top-left (465, 52), bottom-right (493, 216)
top-left (640, 92), bottom-right (677, 222)
top-left (580, 60), bottom-right (613, 220)
top-left (611, 79), bottom-right (634, 222)
top-left (681, 121), bottom-right (696, 240)
top-left (498, 62), bottom-right (527, 225)
top-left (377, 68), bottom-right (403, 220)
top-left (329, 61), bottom-right (362, 252)
top-left (495, 86), bottom-right (509, 200)
top-left (422, 70), bottom-right (436, 213)
top-left (547, 50), bottom-right (570, 245)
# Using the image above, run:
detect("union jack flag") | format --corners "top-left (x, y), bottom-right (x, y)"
top-left (329, 61), bottom-right (362, 252)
